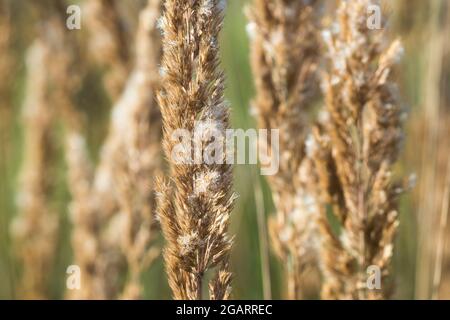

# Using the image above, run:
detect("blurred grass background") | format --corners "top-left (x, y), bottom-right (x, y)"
top-left (0, 0), bottom-right (449, 299)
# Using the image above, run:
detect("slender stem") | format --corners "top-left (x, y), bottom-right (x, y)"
top-left (354, 118), bottom-right (367, 300)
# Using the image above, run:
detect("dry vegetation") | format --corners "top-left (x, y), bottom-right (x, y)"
top-left (246, 0), bottom-right (322, 299)
top-left (313, 0), bottom-right (406, 299)
top-left (11, 38), bottom-right (58, 299)
top-left (156, 0), bottom-right (235, 300)
top-left (0, 0), bottom-right (449, 300)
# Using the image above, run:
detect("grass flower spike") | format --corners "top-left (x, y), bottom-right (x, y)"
top-left (157, 0), bottom-right (235, 300)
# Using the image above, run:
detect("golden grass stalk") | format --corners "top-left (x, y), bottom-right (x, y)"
top-left (414, 0), bottom-right (450, 300)
top-left (65, 132), bottom-right (106, 299)
top-left (156, 0), bottom-right (235, 300)
top-left (314, 0), bottom-right (406, 300)
top-left (84, 0), bottom-right (131, 99)
top-left (0, 3), bottom-right (14, 296)
top-left (436, 3), bottom-right (450, 298)
top-left (63, 98), bottom-right (123, 298)
top-left (43, 12), bottom-right (119, 301)
top-left (252, 173), bottom-right (272, 300)
top-left (65, 127), bottom-right (122, 300)
top-left (0, 0), bottom-right (13, 123)
top-left (63, 93), bottom-right (122, 299)
top-left (246, 0), bottom-right (322, 299)
top-left (432, 153), bottom-right (450, 299)
top-left (10, 38), bottom-right (58, 299)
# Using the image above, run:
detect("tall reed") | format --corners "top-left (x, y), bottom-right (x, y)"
top-left (437, 158), bottom-right (450, 299)
top-left (436, 3), bottom-right (450, 297)
top-left (10, 38), bottom-right (58, 299)
top-left (414, 0), bottom-right (450, 300)
top-left (12, 0), bottom-right (89, 299)
top-left (113, 0), bottom-right (162, 299)
top-left (314, 0), bottom-right (407, 299)
top-left (246, 0), bottom-right (322, 299)
top-left (0, 0), bottom-right (13, 141)
top-left (65, 0), bottom-right (163, 299)
top-left (0, 2), bottom-right (14, 271)
top-left (27, 1), bottom-right (124, 299)
top-left (156, 0), bottom-right (235, 300)
top-left (84, 0), bottom-right (131, 99)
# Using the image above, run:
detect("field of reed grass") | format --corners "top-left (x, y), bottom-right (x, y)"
top-left (0, 0), bottom-right (449, 300)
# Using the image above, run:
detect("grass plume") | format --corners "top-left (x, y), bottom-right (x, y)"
top-left (84, 0), bottom-right (131, 99)
top-left (114, 0), bottom-right (163, 299)
top-left (313, 0), bottom-right (407, 300)
top-left (156, 0), bottom-right (235, 300)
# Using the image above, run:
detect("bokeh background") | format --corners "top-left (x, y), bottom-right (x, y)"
top-left (0, 0), bottom-right (449, 299)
